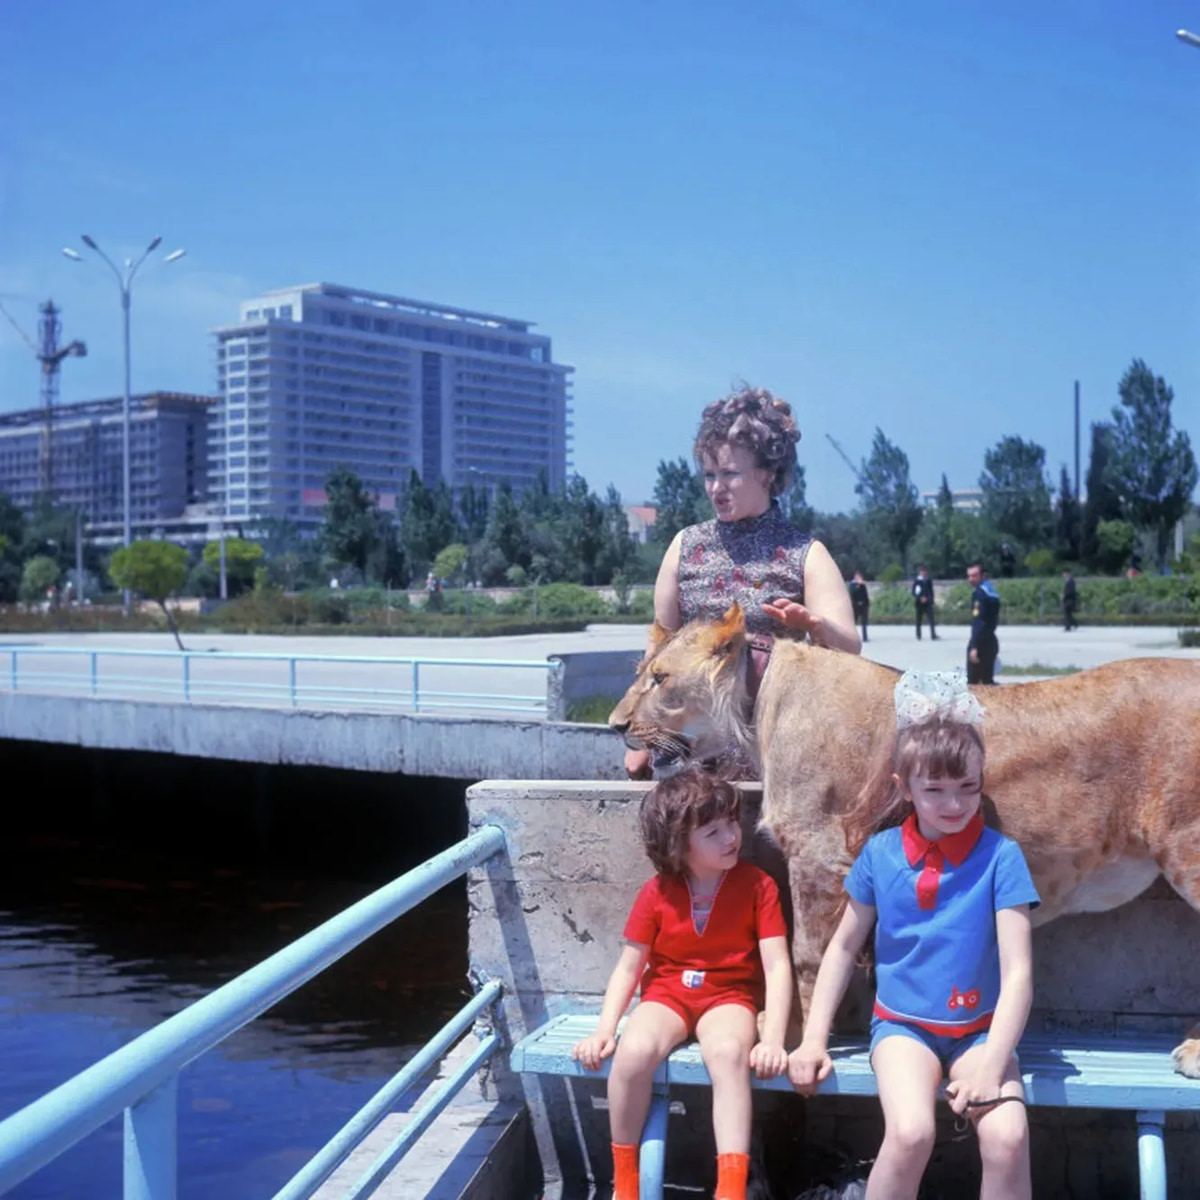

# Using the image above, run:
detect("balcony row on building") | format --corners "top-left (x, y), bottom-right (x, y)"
top-left (0, 283), bottom-right (575, 544)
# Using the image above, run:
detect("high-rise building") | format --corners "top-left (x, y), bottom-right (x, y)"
top-left (0, 392), bottom-right (213, 536)
top-left (210, 283), bottom-right (573, 527)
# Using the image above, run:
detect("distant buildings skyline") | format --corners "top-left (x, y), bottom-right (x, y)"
top-left (0, 281), bottom-right (576, 538)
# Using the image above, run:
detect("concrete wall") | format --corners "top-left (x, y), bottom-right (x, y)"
top-left (468, 781), bottom-right (1200, 1200)
top-left (546, 650), bottom-right (641, 721)
top-left (0, 693), bottom-right (628, 780)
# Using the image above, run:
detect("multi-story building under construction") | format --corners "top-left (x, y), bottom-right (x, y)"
top-left (0, 392), bottom-right (214, 537)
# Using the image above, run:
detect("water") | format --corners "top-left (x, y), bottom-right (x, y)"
top-left (0, 821), bottom-right (467, 1198)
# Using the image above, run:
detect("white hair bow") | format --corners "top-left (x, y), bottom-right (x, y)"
top-left (894, 670), bottom-right (985, 730)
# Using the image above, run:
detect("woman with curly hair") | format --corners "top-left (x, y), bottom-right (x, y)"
top-left (626, 385), bottom-right (861, 779)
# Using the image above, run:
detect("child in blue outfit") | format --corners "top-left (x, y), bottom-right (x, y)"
top-left (789, 670), bottom-right (1039, 1200)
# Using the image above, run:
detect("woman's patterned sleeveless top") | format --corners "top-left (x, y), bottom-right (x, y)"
top-left (676, 503), bottom-right (812, 634)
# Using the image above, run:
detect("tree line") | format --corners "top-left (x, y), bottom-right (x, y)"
top-left (0, 356), bottom-right (1193, 609)
top-left (657, 357), bottom-right (1196, 581)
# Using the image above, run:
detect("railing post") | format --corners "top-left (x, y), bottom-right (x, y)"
top-left (289, 658), bottom-right (298, 708)
top-left (123, 1075), bottom-right (177, 1200)
top-left (412, 661), bottom-right (420, 713)
top-left (10, 649), bottom-right (16, 693)
top-left (90, 651), bottom-right (97, 698)
top-left (182, 656), bottom-right (190, 702)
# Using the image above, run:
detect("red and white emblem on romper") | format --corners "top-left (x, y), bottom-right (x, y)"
top-left (682, 970), bottom-right (706, 990)
top-left (947, 986), bottom-right (981, 1011)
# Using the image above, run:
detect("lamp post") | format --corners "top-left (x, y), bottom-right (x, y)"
top-left (63, 236), bottom-right (185, 611)
top-left (1178, 29), bottom-right (1200, 48)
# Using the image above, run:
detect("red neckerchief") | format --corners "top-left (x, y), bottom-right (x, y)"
top-left (900, 813), bottom-right (984, 911)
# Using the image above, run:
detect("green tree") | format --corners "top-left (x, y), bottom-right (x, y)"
top-left (202, 537), bottom-right (263, 597)
top-left (320, 467), bottom-right (378, 576)
top-left (1055, 465), bottom-right (1081, 564)
top-left (777, 464), bottom-right (814, 530)
top-left (457, 482), bottom-right (490, 543)
top-left (979, 436), bottom-right (1054, 553)
top-left (400, 472), bottom-right (461, 575)
top-left (433, 542), bottom-right (469, 583)
top-left (1107, 359), bottom-right (1198, 568)
top-left (0, 493), bottom-right (25, 602)
top-left (855, 428), bottom-right (923, 574)
top-left (366, 509), bottom-right (407, 587)
top-left (473, 481), bottom-right (528, 584)
top-left (597, 485), bottom-right (635, 584)
top-left (652, 457), bottom-right (706, 546)
top-left (1080, 423), bottom-right (1123, 572)
top-left (109, 541), bottom-right (189, 650)
top-left (1095, 519), bottom-right (1136, 575)
top-left (20, 555), bottom-right (60, 606)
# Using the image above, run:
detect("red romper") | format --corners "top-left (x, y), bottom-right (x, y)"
top-left (623, 860), bottom-right (787, 1034)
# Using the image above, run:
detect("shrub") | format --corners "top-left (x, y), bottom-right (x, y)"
top-left (879, 563), bottom-right (905, 584)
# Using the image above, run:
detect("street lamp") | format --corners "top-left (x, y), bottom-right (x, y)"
top-left (63, 235), bottom-right (186, 611)
top-left (1177, 29), bottom-right (1200, 48)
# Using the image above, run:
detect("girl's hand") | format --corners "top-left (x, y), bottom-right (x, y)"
top-left (749, 1041), bottom-right (788, 1079)
top-left (786, 1041), bottom-right (833, 1095)
top-left (944, 1068), bottom-right (1006, 1118)
top-left (572, 1032), bottom-right (617, 1073)
top-left (761, 598), bottom-right (822, 639)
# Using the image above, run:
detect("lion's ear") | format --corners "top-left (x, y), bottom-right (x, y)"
top-left (710, 602), bottom-right (746, 657)
top-left (648, 621), bottom-right (673, 652)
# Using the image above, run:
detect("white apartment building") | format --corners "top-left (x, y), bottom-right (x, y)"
top-left (210, 283), bottom-right (573, 527)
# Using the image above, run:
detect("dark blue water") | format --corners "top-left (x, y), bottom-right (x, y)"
top-left (0, 830), bottom-right (467, 1199)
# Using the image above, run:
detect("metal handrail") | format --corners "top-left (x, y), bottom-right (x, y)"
top-left (0, 646), bottom-right (558, 715)
top-left (0, 823), bottom-right (508, 1198)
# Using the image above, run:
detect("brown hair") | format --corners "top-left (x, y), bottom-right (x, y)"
top-left (640, 768), bottom-right (741, 876)
top-left (842, 720), bottom-right (985, 857)
top-left (692, 385), bottom-right (801, 497)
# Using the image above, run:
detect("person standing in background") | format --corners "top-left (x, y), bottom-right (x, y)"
top-left (966, 563), bottom-right (1001, 685)
top-left (849, 571), bottom-right (870, 643)
top-left (911, 566), bottom-right (937, 640)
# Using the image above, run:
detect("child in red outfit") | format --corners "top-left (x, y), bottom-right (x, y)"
top-left (572, 769), bottom-right (792, 1200)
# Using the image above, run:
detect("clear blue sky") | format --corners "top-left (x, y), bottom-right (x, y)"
top-left (1, 1), bottom-right (1196, 513)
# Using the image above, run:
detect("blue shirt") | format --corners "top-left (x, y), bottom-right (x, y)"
top-left (846, 815), bottom-right (1039, 1035)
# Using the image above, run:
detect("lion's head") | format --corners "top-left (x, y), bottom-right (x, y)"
top-left (608, 603), bottom-right (755, 769)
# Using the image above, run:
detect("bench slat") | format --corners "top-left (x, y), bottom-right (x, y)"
top-left (512, 1014), bottom-right (1200, 1111)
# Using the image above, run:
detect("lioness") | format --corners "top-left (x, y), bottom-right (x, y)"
top-left (609, 602), bottom-right (1200, 1077)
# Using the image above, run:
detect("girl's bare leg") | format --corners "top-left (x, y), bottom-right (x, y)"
top-left (694, 1003), bottom-right (758, 1153)
top-left (866, 1035), bottom-right (942, 1200)
top-left (607, 1001), bottom-right (688, 1145)
top-left (948, 1047), bottom-right (1030, 1200)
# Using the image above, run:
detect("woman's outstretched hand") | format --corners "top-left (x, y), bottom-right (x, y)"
top-left (762, 598), bottom-right (822, 638)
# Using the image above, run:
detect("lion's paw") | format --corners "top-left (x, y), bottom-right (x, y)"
top-left (1170, 1037), bottom-right (1200, 1079)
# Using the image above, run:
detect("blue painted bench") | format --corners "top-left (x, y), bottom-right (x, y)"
top-left (512, 1014), bottom-right (1200, 1200)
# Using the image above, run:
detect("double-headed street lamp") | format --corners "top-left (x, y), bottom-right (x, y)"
top-left (63, 235), bottom-right (185, 610)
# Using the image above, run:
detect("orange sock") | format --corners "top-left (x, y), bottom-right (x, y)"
top-left (715, 1151), bottom-right (749, 1200)
top-left (612, 1141), bottom-right (639, 1200)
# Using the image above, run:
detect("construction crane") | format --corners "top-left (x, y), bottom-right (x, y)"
top-left (0, 298), bottom-right (87, 499)
top-left (825, 432), bottom-right (865, 490)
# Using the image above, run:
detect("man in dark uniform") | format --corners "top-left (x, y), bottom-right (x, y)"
top-left (966, 562), bottom-right (1000, 684)
top-left (1062, 568), bottom-right (1078, 631)
top-left (848, 571), bottom-right (870, 643)
top-left (910, 565), bottom-right (937, 640)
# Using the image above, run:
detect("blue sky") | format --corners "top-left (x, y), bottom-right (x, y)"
top-left (1, 1), bottom-right (1196, 512)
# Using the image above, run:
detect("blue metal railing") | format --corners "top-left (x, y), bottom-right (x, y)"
top-left (0, 823), bottom-right (508, 1199)
top-left (0, 645), bottom-right (558, 716)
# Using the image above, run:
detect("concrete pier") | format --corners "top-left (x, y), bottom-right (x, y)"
top-left (468, 780), bottom-right (1200, 1199)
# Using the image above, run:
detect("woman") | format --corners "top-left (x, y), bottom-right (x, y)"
top-left (626, 386), bottom-right (861, 778)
